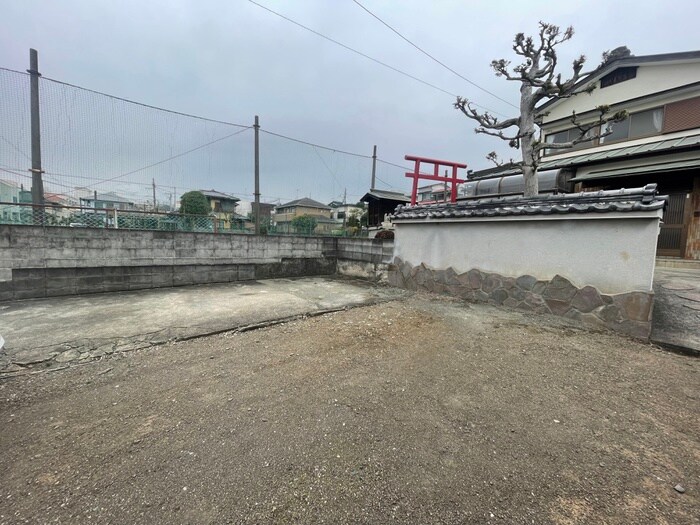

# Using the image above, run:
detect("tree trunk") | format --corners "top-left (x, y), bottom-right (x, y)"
top-left (519, 84), bottom-right (539, 198)
top-left (522, 163), bottom-right (538, 198)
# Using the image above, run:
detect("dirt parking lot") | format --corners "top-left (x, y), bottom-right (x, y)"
top-left (1, 293), bottom-right (698, 524)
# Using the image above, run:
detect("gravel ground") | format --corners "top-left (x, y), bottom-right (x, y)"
top-left (1, 293), bottom-right (698, 524)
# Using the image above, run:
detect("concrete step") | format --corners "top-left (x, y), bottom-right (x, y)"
top-left (655, 257), bottom-right (700, 270)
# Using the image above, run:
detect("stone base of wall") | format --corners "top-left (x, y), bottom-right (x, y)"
top-left (0, 258), bottom-right (336, 301)
top-left (388, 257), bottom-right (653, 339)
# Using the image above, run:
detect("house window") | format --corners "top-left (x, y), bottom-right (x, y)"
top-left (600, 67), bottom-right (637, 88)
top-left (600, 108), bottom-right (664, 144)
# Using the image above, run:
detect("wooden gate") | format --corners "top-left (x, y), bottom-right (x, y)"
top-left (657, 192), bottom-right (688, 257)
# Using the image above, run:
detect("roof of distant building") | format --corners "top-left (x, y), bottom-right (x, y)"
top-left (80, 192), bottom-right (134, 204)
top-left (198, 189), bottom-right (240, 202)
top-left (276, 197), bottom-right (331, 210)
top-left (361, 189), bottom-right (411, 203)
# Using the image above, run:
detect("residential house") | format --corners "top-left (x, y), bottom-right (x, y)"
top-left (198, 189), bottom-right (245, 231)
top-left (0, 180), bottom-right (32, 223)
top-left (328, 201), bottom-right (365, 225)
top-left (0, 179), bottom-right (21, 223)
top-left (44, 193), bottom-right (79, 221)
top-left (417, 182), bottom-right (452, 203)
top-left (274, 197), bottom-right (335, 234)
top-left (468, 50), bottom-right (700, 260)
top-left (80, 192), bottom-right (135, 211)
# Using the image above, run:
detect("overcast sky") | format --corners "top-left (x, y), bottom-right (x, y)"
top-left (1, 0), bottom-right (699, 205)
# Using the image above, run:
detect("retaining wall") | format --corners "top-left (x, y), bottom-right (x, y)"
top-left (0, 226), bottom-right (393, 300)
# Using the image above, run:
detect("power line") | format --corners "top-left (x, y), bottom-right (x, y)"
top-left (260, 128), bottom-right (372, 158)
top-left (351, 0), bottom-right (518, 110)
top-left (376, 158), bottom-right (413, 171)
top-left (248, 0), bottom-right (507, 117)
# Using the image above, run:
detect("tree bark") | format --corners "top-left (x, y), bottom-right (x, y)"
top-left (519, 83), bottom-right (539, 197)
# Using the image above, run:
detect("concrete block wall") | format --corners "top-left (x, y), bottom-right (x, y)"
top-left (0, 226), bottom-right (391, 300)
top-left (334, 238), bottom-right (394, 281)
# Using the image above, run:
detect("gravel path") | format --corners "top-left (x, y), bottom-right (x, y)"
top-left (1, 293), bottom-right (698, 524)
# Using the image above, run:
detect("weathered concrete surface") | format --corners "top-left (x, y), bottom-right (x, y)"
top-left (652, 267), bottom-right (700, 355)
top-left (0, 277), bottom-right (408, 373)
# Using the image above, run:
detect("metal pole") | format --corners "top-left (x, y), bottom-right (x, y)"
top-left (254, 115), bottom-right (260, 235)
top-left (152, 178), bottom-right (157, 212)
top-left (342, 187), bottom-right (347, 232)
top-left (370, 145), bottom-right (377, 190)
top-left (28, 48), bottom-right (44, 222)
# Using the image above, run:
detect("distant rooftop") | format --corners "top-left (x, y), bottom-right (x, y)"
top-left (80, 192), bottom-right (134, 204)
top-left (361, 189), bottom-right (411, 202)
top-left (276, 197), bottom-right (331, 210)
top-left (198, 189), bottom-right (240, 202)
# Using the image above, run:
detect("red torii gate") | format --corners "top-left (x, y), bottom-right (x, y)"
top-left (404, 155), bottom-right (468, 206)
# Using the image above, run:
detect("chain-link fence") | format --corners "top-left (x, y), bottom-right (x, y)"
top-left (0, 61), bottom-right (411, 236)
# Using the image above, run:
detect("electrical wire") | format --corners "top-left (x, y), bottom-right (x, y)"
top-left (260, 128), bottom-right (372, 158)
top-left (351, 0), bottom-right (518, 110)
top-left (247, 0), bottom-right (508, 117)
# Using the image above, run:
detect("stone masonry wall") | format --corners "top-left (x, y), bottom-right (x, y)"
top-left (388, 257), bottom-right (654, 339)
top-left (0, 225), bottom-right (392, 300)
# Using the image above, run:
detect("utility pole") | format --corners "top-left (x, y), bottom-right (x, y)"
top-left (152, 178), bottom-right (157, 212)
top-left (254, 115), bottom-right (260, 235)
top-left (342, 187), bottom-right (347, 232)
top-left (444, 169), bottom-right (448, 203)
top-left (28, 48), bottom-right (44, 222)
top-left (370, 145), bottom-right (377, 190)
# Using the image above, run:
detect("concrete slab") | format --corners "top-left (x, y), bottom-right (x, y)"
top-left (0, 277), bottom-right (408, 373)
top-left (652, 267), bottom-right (700, 355)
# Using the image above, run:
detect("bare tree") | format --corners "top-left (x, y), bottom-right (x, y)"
top-left (455, 22), bottom-right (627, 197)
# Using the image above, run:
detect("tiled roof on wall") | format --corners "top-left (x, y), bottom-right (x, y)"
top-left (391, 184), bottom-right (666, 221)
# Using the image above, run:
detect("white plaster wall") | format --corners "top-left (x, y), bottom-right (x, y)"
top-left (545, 62), bottom-right (700, 122)
top-left (393, 213), bottom-right (662, 294)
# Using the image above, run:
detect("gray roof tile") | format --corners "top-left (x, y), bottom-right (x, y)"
top-left (391, 184), bottom-right (665, 221)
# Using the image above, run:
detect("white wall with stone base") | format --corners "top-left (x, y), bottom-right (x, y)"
top-left (389, 211), bottom-right (662, 339)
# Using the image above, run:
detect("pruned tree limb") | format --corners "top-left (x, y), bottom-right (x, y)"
top-left (454, 21), bottom-right (621, 197)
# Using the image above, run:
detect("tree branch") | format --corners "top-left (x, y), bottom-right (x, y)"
top-left (454, 97), bottom-right (520, 130)
top-left (535, 106), bottom-right (628, 152)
